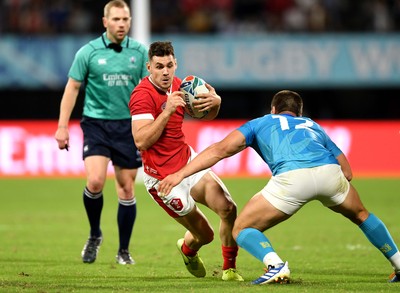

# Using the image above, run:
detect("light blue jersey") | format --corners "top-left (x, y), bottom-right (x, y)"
top-left (237, 114), bottom-right (342, 176)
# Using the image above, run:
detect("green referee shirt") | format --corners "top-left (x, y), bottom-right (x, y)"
top-left (69, 32), bottom-right (148, 120)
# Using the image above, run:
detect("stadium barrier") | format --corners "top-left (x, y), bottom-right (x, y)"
top-left (0, 120), bottom-right (399, 178)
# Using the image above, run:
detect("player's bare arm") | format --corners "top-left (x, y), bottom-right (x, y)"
top-left (55, 78), bottom-right (81, 150)
top-left (193, 83), bottom-right (221, 121)
top-left (132, 91), bottom-right (186, 151)
top-left (336, 153), bottom-right (353, 181)
top-left (158, 130), bottom-right (246, 196)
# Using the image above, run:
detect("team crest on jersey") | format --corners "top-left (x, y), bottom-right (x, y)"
top-left (161, 102), bottom-right (166, 110)
top-left (130, 56), bottom-right (136, 63)
top-left (98, 58), bottom-right (107, 65)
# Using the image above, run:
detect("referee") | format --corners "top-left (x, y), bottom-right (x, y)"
top-left (55, 0), bottom-right (148, 265)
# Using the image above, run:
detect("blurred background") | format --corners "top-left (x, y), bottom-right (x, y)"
top-left (1, 0), bottom-right (399, 120)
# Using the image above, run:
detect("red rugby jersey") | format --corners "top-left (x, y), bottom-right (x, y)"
top-left (129, 76), bottom-right (191, 180)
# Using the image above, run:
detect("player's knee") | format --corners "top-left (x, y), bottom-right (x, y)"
top-left (87, 179), bottom-right (104, 193)
top-left (218, 200), bottom-right (237, 221)
top-left (117, 185), bottom-right (134, 200)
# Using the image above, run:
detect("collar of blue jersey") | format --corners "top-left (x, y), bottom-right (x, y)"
top-left (101, 33), bottom-right (129, 53)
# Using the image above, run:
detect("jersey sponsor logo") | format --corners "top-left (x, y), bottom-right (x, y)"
top-left (103, 73), bottom-right (132, 86)
top-left (98, 58), bottom-right (107, 65)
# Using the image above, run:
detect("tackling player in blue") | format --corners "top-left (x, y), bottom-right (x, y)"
top-left (158, 90), bottom-right (400, 284)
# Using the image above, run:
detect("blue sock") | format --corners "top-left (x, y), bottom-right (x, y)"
top-left (117, 198), bottom-right (137, 251)
top-left (236, 228), bottom-right (275, 262)
top-left (359, 213), bottom-right (399, 258)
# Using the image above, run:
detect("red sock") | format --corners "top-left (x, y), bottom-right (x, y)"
top-left (222, 245), bottom-right (238, 270)
top-left (182, 241), bottom-right (198, 257)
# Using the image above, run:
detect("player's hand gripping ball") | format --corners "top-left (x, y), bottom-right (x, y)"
top-left (180, 75), bottom-right (209, 119)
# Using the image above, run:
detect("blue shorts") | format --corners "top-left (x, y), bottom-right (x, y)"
top-left (80, 116), bottom-right (142, 169)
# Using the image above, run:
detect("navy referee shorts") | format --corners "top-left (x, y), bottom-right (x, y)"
top-left (80, 116), bottom-right (142, 169)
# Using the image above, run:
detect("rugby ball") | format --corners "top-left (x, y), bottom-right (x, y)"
top-left (180, 75), bottom-right (209, 119)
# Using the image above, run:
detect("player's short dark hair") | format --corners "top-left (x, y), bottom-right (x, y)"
top-left (148, 41), bottom-right (175, 60)
top-left (271, 90), bottom-right (303, 116)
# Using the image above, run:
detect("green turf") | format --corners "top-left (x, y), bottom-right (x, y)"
top-left (0, 177), bottom-right (399, 292)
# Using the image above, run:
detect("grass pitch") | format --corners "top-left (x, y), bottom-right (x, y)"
top-left (0, 177), bottom-right (399, 292)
